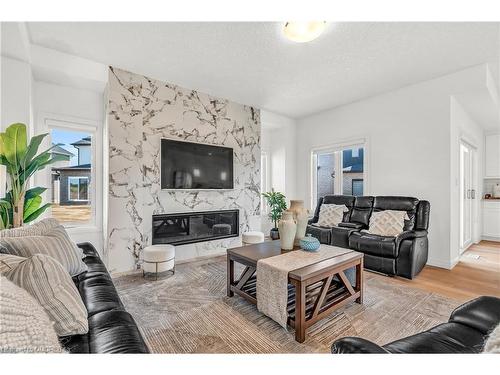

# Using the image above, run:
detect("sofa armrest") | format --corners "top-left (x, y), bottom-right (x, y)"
top-left (77, 242), bottom-right (99, 258)
top-left (331, 337), bottom-right (390, 354)
top-left (338, 222), bottom-right (364, 230)
top-left (449, 296), bottom-right (500, 335)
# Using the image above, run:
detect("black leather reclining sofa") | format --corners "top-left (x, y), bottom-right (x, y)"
top-left (331, 296), bottom-right (500, 353)
top-left (61, 242), bottom-right (149, 353)
top-left (307, 195), bottom-right (430, 279)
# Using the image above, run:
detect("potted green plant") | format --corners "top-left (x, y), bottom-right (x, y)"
top-left (0, 123), bottom-right (66, 229)
top-left (262, 189), bottom-right (287, 240)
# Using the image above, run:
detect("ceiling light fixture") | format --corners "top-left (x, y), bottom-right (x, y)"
top-left (283, 21), bottom-right (326, 43)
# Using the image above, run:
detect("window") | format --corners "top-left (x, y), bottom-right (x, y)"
top-left (312, 142), bottom-right (366, 207)
top-left (68, 177), bottom-right (89, 201)
top-left (45, 121), bottom-right (96, 226)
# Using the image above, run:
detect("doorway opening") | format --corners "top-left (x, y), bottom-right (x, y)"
top-left (459, 140), bottom-right (476, 253)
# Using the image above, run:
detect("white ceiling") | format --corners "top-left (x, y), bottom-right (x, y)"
top-left (20, 22), bottom-right (500, 118)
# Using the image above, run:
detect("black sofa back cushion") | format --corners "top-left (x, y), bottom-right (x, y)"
top-left (350, 196), bottom-right (374, 226)
top-left (321, 195), bottom-right (355, 222)
top-left (373, 196), bottom-right (419, 231)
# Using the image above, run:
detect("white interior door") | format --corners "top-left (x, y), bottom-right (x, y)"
top-left (460, 141), bottom-right (474, 252)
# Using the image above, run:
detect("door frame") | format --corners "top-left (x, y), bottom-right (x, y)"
top-left (458, 137), bottom-right (477, 254)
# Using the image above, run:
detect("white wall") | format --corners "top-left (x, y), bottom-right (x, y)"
top-left (33, 81), bottom-right (105, 252)
top-left (261, 110), bottom-right (297, 233)
top-left (0, 56), bottom-right (34, 198)
top-left (295, 66), bottom-right (489, 269)
top-left (449, 97), bottom-right (485, 266)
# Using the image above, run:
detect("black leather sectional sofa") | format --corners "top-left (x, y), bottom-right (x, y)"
top-left (332, 296), bottom-right (500, 353)
top-left (61, 242), bottom-right (149, 353)
top-left (307, 195), bottom-right (430, 279)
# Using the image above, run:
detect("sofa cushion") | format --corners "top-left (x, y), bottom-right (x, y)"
top-left (1, 253), bottom-right (88, 337)
top-left (383, 322), bottom-right (485, 353)
top-left (78, 274), bottom-right (124, 317)
top-left (349, 231), bottom-right (399, 258)
top-left (331, 226), bottom-right (357, 248)
top-left (0, 218), bottom-right (87, 276)
top-left (373, 196), bottom-right (419, 231)
top-left (63, 310), bottom-right (149, 354)
top-left (366, 210), bottom-right (409, 237)
top-left (0, 276), bottom-right (63, 353)
top-left (317, 204), bottom-right (348, 227)
top-left (306, 225), bottom-right (331, 244)
top-left (350, 196), bottom-right (374, 226)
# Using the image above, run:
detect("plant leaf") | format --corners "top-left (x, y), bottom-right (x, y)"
top-left (22, 133), bottom-right (48, 166)
top-left (1, 123), bottom-right (27, 170)
top-left (24, 195), bottom-right (42, 219)
top-left (25, 187), bottom-right (47, 201)
top-left (24, 203), bottom-right (51, 223)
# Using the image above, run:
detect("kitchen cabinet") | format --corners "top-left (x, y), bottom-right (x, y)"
top-left (485, 134), bottom-right (500, 178)
top-left (483, 200), bottom-right (500, 240)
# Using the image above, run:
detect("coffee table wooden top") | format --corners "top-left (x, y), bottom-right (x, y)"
top-left (227, 240), bottom-right (363, 282)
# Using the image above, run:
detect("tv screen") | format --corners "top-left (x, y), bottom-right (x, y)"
top-left (161, 139), bottom-right (234, 190)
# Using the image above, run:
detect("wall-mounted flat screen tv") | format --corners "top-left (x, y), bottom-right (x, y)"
top-left (161, 139), bottom-right (234, 190)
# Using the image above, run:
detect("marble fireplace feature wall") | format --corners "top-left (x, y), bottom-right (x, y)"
top-left (107, 67), bottom-right (261, 273)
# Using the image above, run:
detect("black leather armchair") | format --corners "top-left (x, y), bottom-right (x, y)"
top-left (331, 296), bottom-right (500, 353)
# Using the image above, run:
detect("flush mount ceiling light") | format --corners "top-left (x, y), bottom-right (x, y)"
top-left (283, 21), bottom-right (326, 43)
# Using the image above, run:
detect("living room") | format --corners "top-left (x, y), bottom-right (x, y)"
top-left (1, 1), bottom-right (499, 372)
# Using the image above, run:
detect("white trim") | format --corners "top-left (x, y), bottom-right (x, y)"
top-left (309, 137), bottom-right (369, 209)
top-left (36, 112), bottom-right (102, 231)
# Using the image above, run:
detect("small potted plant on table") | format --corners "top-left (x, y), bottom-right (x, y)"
top-left (262, 189), bottom-right (287, 240)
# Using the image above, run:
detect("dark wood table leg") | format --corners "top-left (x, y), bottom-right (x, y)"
top-left (356, 257), bottom-right (363, 304)
top-left (227, 255), bottom-right (234, 297)
top-left (294, 280), bottom-right (306, 343)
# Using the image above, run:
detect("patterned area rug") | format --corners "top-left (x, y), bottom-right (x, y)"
top-left (113, 255), bottom-right (460, 353)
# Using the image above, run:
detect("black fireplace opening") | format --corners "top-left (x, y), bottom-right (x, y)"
top-left (152, 209), bottom-right (239, 246)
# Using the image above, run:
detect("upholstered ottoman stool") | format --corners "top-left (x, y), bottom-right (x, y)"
top-left (242, 231), bottom-right (265, 245)
top-left (142, 244), bottom-right (175, 280)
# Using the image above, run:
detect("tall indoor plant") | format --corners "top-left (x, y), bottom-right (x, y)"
top-left (262, 189), bottom-right (287, 240)
top-left (0, 123), bottom-right (65, 229)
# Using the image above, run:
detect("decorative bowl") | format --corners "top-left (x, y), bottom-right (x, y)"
top-left (299, 234), bottom-right (320, 252)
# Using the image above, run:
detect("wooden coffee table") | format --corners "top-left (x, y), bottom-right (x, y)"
top-left (227, 240), bottom-right (364, 342)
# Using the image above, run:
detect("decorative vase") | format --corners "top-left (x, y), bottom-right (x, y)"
top-left (289, 200), bottom-right (309, 246)
top-left (270, 228), bottom-right (280, 240)
top-left (278, 210), bottom-right (297, 250)
top-left (299, 234), bottom-right (320, 252)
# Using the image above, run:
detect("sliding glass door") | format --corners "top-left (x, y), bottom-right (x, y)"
top-left (312, 143), bottom-right (365, 207)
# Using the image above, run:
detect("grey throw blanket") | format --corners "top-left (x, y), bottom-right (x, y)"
top-left (256, 245), bottom-right (353, 328)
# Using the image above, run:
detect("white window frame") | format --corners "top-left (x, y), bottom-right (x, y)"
top-left (68, 176), bottom-right (90, 202)
top-left (36, 112), bottom-right (102, 233)
top-left (310, 138), bottom-right (369, 210)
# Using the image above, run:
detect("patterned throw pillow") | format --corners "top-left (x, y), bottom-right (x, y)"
top-left (0, 218), bottom-right (87, 276)
top-left (366, 210), bottom-right (410, 237)
top-left (317, 204), bottom-right (349, 227)
top-left (483, 323), bottom-right (500, 353)
top-left (0, 253), bottom-right (88, 337)
top-left (0, 276), bottom-right (63, 353)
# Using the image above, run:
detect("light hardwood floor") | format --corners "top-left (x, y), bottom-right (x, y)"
top-left (369, 240), bottom-right (500, 302)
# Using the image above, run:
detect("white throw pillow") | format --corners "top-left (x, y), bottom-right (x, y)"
top-left (366, 210), bottom-right (409, 237)
top-left (0, 218), bottom-right (87, 276)
top-left (483, 323), bottom-right (500, 353)
top-left (317, 204), bottom-right (349, 227)
top-left (0, 276), bottom-right (63, 353)
top-left (0, 253), bottom-right (88, 337)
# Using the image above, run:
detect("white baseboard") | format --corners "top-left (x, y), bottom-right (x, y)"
top-left (481, 235), bottom-right (500, 242)
top-left (426, 257), bottom-right (457, 270)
